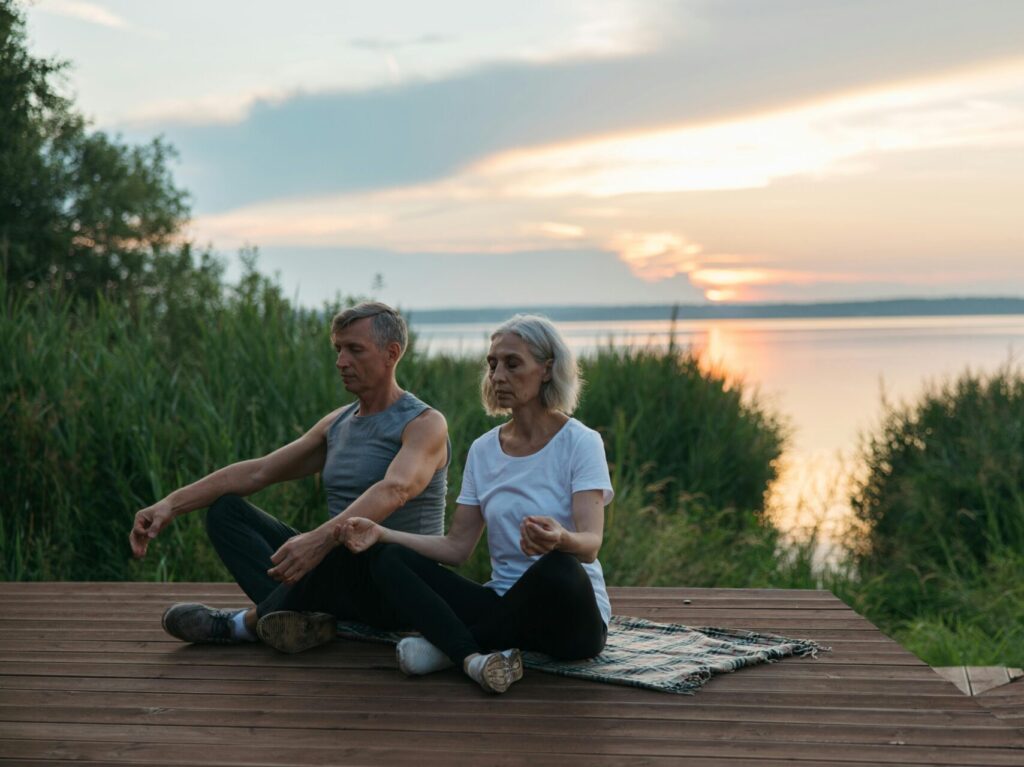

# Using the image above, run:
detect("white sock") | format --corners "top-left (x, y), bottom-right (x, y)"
top-left (396, 636), bottom-right (453, 675)
top-left (231, 609), bottom-right (257, 642)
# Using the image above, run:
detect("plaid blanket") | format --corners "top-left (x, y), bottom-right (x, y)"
top-left (337, 615), bottom-right (825, 695)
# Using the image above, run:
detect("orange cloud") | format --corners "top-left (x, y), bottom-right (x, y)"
top-left (609, 231), bottom-right (701, 281)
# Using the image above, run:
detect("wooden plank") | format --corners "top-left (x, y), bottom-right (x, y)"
top-left (0, 647), bottom-right (938, 673)
top-left (934, 667), bottom-right (971, 694)
top-left (0, 673), bottom-right (988, 711)
top-left (0, 655), bottom-right (958, 689)
top-left (1, 705), bottom-right (1021, 749)
top-left (0, 689), bottom-right (1002, 727)
top-left (0, 740), bottom-right (946, 767)
top-left (0, 593), bottom-right (850, 607)
top-left (0, 626), bottom-right (899, 648)
top-left (1, 722), bottom-right (1022, 765)
top-left (0, 637), bottom-right (914, 656)
top-left (0, 603), bottom-right (864, 618)
top-left (0, 583), bottom-right (842, 599)
top-left (0, 617), bottom-right (881, 634)
top-left (966, 667), bottom-right (1014, 696)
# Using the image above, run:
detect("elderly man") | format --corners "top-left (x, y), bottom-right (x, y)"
top-left (129, 302), bottom-right (449, 652)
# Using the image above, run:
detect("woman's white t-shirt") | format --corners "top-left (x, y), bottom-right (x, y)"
top-left (457, 418), bottom-right (614, 625)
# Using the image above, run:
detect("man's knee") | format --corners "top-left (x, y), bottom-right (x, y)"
top-left (367, 542), bottom-right (430, 581)
top-left (205, 493), bottom-right (248, 538)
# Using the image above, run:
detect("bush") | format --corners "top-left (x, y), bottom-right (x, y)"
top-left (850, 367), bottom-right (1024, 605)
top-left (578, 344), bottom-right (786, 519)
top-left (841, 365), bottom-right (1024, 665)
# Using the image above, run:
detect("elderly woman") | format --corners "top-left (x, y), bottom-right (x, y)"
top-left (340, 314), bottom-right (612, 694)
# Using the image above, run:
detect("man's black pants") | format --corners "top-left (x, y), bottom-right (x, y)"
top-left (204, 493), bottom-right (402, 628)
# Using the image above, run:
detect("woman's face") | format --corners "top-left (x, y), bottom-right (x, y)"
top-left (487, 332), bottom-right (550, 411)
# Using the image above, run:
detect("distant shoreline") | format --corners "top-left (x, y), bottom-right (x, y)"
top-left (405, 297), bottom-right (1024, 324)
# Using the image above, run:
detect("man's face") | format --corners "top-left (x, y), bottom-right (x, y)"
top-left (331, 317), bottom-right (397, 395)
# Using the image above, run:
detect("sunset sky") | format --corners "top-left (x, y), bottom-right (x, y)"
top-left (24, 0), bottom-right (1024, 308)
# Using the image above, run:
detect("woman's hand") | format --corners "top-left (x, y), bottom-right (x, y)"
top-left (338, 517), bottom-right (384, 553)
top-left (267, 529), bottom-right (333, 585)
top-left (519, 515), bottom-right (566, 557)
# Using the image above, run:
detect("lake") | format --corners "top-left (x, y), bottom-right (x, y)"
top-left (412, 314), bottom-right (1024, 555)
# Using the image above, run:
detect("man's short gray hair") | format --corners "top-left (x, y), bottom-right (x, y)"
top-left (331, 302), bottom-right (408, 355)
top-left (482, 314), bottom-right (581, 416)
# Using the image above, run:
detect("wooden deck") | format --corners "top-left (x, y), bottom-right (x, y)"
top-left (1, 582), bottom-right (1022, 766)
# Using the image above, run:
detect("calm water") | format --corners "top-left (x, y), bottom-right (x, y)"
top-left (413, 315), bottom-right (1024, 552)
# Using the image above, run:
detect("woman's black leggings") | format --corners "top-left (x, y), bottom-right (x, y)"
top-left (368, 543), bottom-right (608, 665)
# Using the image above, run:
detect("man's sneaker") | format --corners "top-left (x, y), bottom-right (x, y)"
top-left (464, 648), bottom-right (524, 694)
top-left (396, 636), bottom-right (454, 676)
top-left (161, 603), bottom-right (240, 644)
top-left (256, 611), bottom-right (336, 654)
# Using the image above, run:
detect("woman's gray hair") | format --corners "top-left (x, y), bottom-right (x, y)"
top-left (331, 302), bottom-right (408, 355)
top-left (482, 314), bottom-right (581, 416)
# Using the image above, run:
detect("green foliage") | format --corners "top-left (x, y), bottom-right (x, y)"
top-left (838, 365), bottom-right (1024, 666)
top-left (0, 260), bottom-right (327, 580)
top-left (836, 545), bottom-right (1024, 667)
top-left (597, 482), bottom-right (818, 589)
top-left (848, 367), bottom-right (1024, 616)
top-left (0, 0), bottom-right (192, 303)
top-left (578, 344), bottom-right (786, 519)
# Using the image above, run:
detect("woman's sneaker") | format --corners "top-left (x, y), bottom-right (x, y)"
top-left (396, 636), bottom-right (454, 676)
top-left (256, 611), bottom-right (336, 653)
top-left (464, 649), bottom-right (523, 694)
top-left (161, 603), bottom-right (241, 644)
top-left (503, 647), bottom-right (524, 682)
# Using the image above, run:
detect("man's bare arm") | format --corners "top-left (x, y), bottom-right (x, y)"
top-left (266, 408), bottom-right (449, 585)
top-left (129, 407), bottom-right (343, 558)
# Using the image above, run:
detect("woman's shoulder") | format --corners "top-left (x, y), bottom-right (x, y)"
top-left (561, 418), bottom-right (609, 459)
top-left (564, 417), bottom-right (603, 443)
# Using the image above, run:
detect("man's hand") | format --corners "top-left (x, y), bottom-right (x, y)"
top-left (338, 517), bottom-right (384, 553)
top-left (130, 499), bottom-right (175, 559)
top-left (519, 515), bottom-right (565, 557)
top-left (268, 529), bottom-right (334, 585)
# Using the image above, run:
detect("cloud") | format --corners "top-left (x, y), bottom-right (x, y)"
top-left (347, 34), bottom-right (452, 51)
top-left (603, 230), bottom-right (874, 301)
top-left (38, 0), bottom-right (128, 29)
top-left (536, 222), bottom-right (586, 240)
top-left (134, 0), bottom-right (1024, 213)
top-left (468, 59), bottom-right (1024, 198)
top-left (609, 232), bottom-right (701, 281)
top-left (190, 57), bottom-right (1024, 277)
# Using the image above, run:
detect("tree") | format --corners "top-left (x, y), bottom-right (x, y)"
top-left (0, 0), bottom-right (191, 300)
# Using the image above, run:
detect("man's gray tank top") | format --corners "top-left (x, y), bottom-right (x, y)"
top-left (322, 391), bottom-right (449, 535)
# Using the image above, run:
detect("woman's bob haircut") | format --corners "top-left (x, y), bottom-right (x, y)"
top-left (481, 314), bottom-right (582, 416)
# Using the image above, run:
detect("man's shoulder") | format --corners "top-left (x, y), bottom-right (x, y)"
top-left (409, 405), bottom-right (447, 430)
top-left (402, 405), bottom-right (448, 443)
top-left (316, 403), bottom-right (356, 438)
